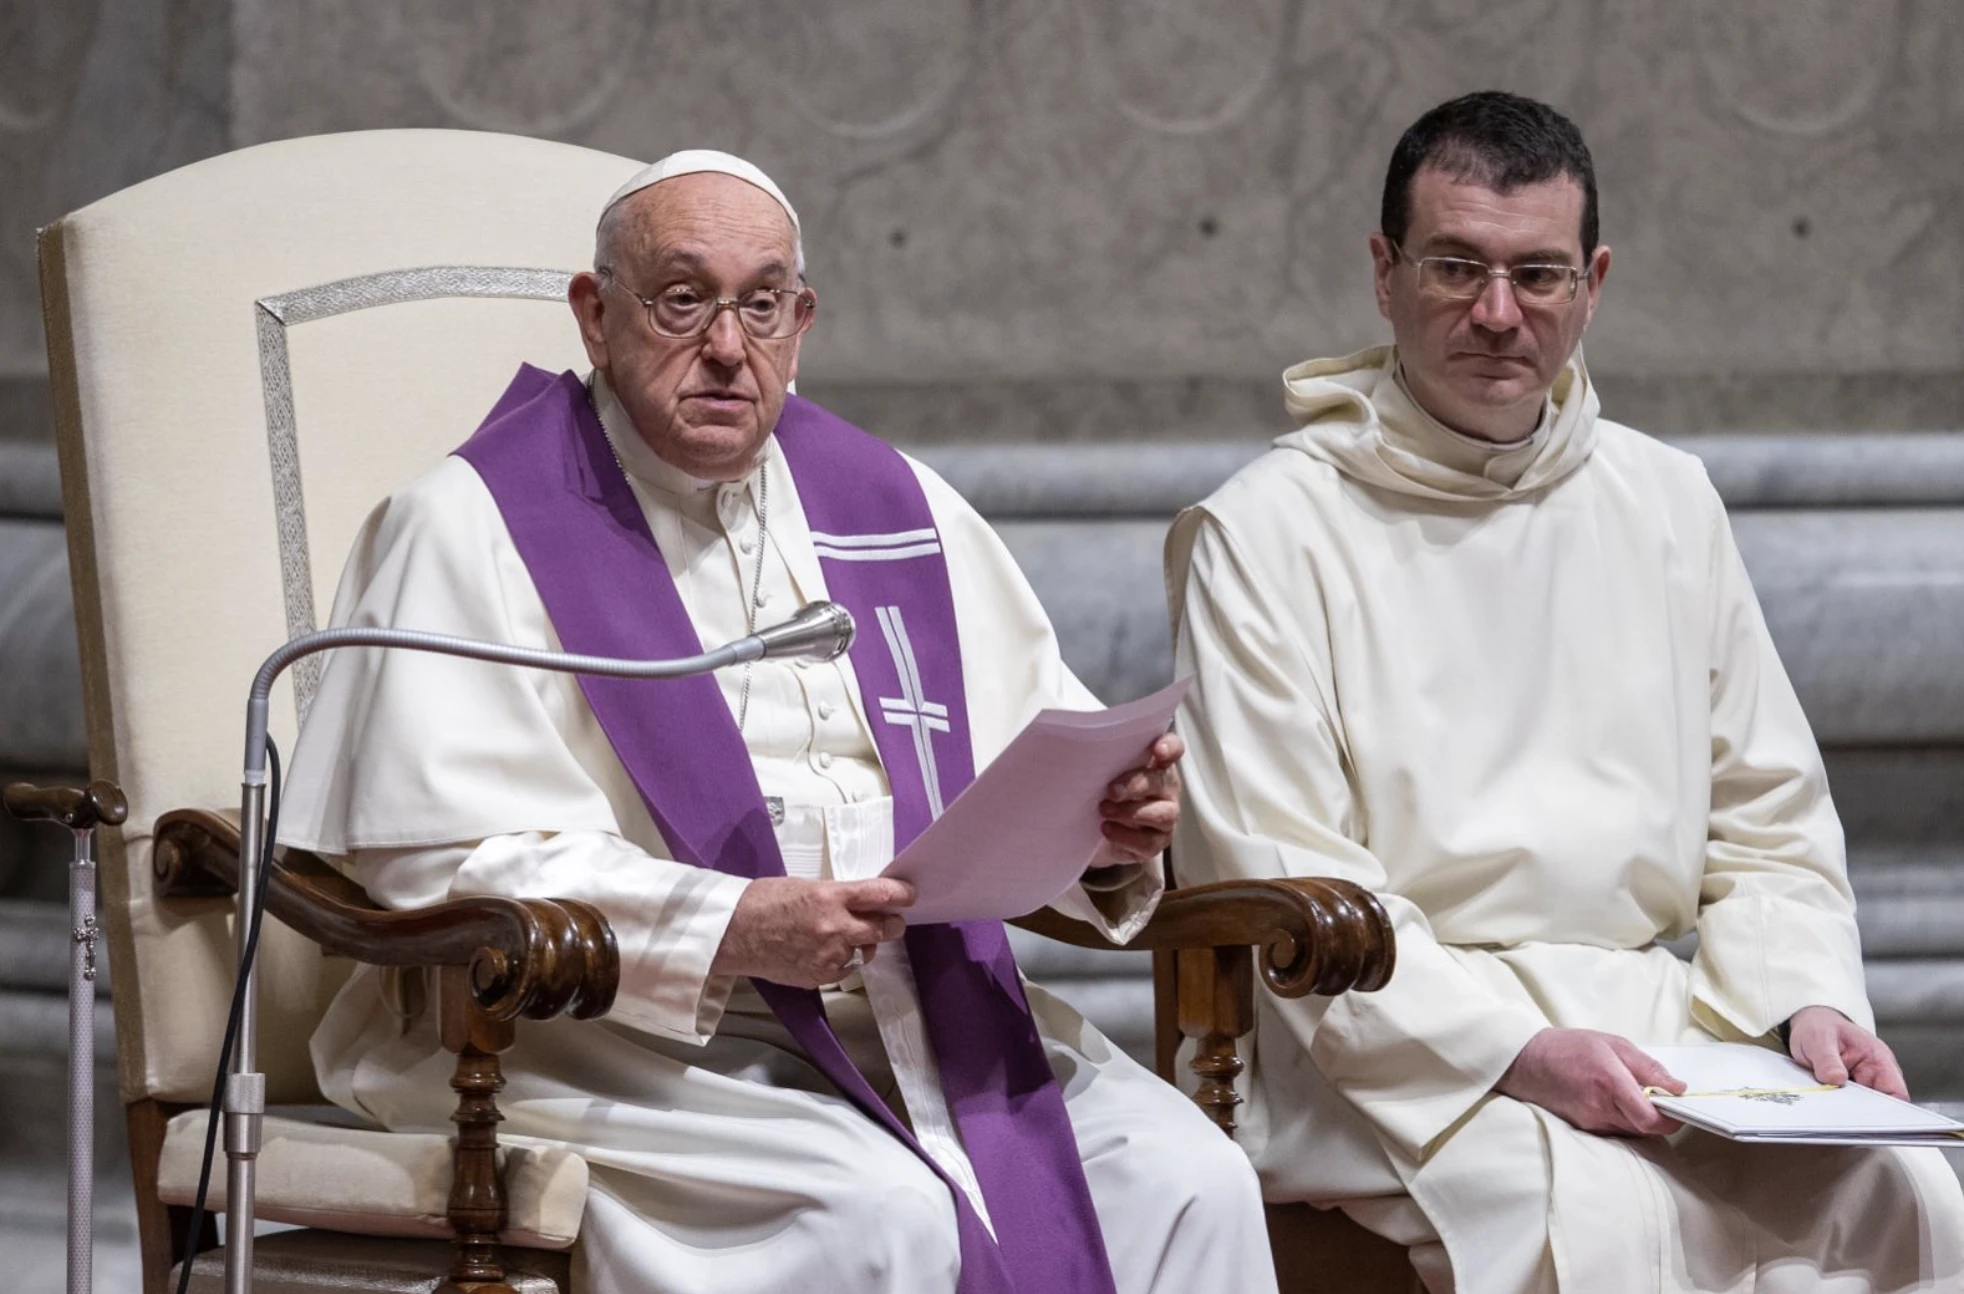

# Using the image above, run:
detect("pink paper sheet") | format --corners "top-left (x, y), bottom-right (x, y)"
top-left (883, 678), bottom-right (1190, 925)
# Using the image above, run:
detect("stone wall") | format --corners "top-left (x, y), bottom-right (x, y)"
top-left (3, 0), bottom-right (1961, 444)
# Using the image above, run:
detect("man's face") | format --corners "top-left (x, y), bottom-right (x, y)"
top-left (1371, 167), bottom-right (1609, 442)
top-left (569, 173), bottom-right (807, 482)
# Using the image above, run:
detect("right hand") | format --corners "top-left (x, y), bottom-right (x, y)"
top-left (1496, 1027), bottom-right (1686, 1137)
top-left (712, 876), bottom-right (917, 989)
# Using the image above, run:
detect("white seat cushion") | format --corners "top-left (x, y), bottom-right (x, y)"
top-left (158, 1109), bottom-right (586, 1250)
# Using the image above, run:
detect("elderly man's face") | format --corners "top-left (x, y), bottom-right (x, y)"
top-left (570, 173), bottom-right (806, 481)
top-left (1370, 167), bottom-right (1609, 442)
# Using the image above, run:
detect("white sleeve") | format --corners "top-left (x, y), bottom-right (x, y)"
top-left (349, 831), bottom-right (750, 1044)
top-left (286, 457), bottom-right (751, 1044)
top-left (1691, 495), bottom-right (1872, 1037)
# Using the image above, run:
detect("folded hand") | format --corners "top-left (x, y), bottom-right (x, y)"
top-left (712, 876), bottom-right (917, 988)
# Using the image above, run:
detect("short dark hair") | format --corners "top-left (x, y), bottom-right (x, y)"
top-left (1380, 91), bottom-right (1598, 256)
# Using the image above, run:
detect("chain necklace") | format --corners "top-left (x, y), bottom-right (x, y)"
top-left (586, 375), bottom-right (772, 732)
top-left (734, 461), bottom-right (769, 731)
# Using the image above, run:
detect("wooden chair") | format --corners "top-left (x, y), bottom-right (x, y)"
top-left (1144, 851), bottom-right (1421, 1294)
top-left (32, 127), bottom-right (1399, 1292)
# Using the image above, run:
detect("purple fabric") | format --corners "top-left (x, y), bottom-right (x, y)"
top-left (454, 367), bottom-right (1115, 1293)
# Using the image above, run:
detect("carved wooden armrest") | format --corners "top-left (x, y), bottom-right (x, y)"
top-left (1013, 876), bottom-right (1393, 998)
top-left (1012, 877), bottom-right (1396, 1137)
top-left (154, 807), bottom-right (617, 1024)
top-left (155, 806), bottom-right (621, 1289)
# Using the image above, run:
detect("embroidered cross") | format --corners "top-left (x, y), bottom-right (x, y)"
top-left (74, 915), bottom-right (98, 982)
top-left (874, 605), bottom-right (950, 818)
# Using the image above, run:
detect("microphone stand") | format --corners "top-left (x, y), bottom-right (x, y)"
top-left (220, 601), bottom-right (853, 1294)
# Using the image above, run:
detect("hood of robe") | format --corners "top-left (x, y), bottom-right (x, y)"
top-left (1275, 345), bottom-right (1600, 502)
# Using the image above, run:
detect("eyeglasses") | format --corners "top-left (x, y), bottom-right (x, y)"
top-left (1390, 243), bottom-right (1584, 307)
top-left (598, 268), bottom-right (816, 341)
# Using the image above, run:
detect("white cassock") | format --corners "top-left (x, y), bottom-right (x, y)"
top-left (283, 373), bottom-right (1273, 1294)
top-left (1167, 345), bottom-right (1964, 1294)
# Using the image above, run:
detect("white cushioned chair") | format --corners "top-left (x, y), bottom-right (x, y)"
top-left (34, 127), bottom-right (1396, 1293)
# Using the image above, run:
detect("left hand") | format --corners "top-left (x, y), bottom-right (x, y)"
top-left (1088, 731), bottom-right (1184, 870)
top-left (1786, 1005), bottom-right (1909, 1100)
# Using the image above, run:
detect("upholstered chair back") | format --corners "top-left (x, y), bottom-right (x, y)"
top-left (40, 129), bottom-right (641, 1109)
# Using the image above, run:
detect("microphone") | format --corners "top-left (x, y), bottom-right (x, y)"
top-left (239, 600), bottom-right (856, 780)
top-left (210, 600), bottom-right (853, 1294)
top-left (741, 598), bottom-right (855, 663)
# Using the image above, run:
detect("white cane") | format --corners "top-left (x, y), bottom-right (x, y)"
top-left (3, 779), bottom-right (129, 1294)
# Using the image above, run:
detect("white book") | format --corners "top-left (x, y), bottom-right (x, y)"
top-left (1641, 1043), bottom-right (1964, 1147)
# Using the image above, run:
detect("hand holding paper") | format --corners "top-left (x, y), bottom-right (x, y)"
top-left (882, 678), bottom-right (1190, 925)
top-left (1090, 729), bottom-right (1185, 868)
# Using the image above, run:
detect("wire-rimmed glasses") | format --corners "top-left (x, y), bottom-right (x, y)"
top-left (1389, 242), bottom-right (1584, 307)
top-left (599, 267), bottom-right (816, 340)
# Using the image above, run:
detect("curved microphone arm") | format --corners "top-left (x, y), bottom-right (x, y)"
top-left (240, 599), bottom-right (856, 783)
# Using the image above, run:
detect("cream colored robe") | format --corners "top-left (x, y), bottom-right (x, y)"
top-left (1167, 346), bottom-right (1964, 1293)
top-left (283, 375), bottom-right (1273, 1294)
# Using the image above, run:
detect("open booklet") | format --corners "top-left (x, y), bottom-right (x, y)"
top-left (880, 678), bottom-right (1190, 925)
top-left (1642, 1043), bottom-right (1964, 1147)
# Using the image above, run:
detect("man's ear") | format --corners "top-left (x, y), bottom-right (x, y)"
top-left (568, 271), bottom-right (609, 370)
top-left (1580, 244), bottom-right (1611, 328)
top-left (785, 285), bottom-right (816, 387)
top-left (1368, 233), bottom-right (1398, 322)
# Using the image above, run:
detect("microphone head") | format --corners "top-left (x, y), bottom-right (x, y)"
top-left (751, 600), bottom-right (855, 662)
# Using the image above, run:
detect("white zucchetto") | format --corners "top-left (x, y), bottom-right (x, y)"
top-left (601, 149), bottom-right (801, 233)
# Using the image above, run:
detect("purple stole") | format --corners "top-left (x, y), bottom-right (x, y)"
top-left (454, 366), bottom-right (1116, 1294)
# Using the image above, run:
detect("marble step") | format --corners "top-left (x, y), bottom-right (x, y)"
top-left (918, 432), bottom-right (1964, 519)
top-left (1850, 852), bottom-right (1964, 958)
top-left (0, 442), bottom-right (62, 521)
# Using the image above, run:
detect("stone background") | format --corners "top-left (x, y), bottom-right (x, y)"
top-left (3, 0), bottom-right (1962, 449)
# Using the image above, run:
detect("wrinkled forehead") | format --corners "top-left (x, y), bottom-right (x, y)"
top-left (611, 174), bottom-right (802, 278)
top-left (603, 156), bottom-right (806, 277)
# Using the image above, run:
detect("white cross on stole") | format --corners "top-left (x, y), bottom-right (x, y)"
top-left (873, 604), bottom-right (951, 818)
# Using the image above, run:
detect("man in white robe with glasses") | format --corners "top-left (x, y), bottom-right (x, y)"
top-left (1168, 92), bottom-right (1964, 1292)
top-left (284, 150), bottom-right (1274, 1294)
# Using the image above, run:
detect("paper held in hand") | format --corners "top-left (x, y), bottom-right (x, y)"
top-left (1642, 1043), bottom-right (1964, 1147)
top-left (881, 678), bottom-right (1191, 925)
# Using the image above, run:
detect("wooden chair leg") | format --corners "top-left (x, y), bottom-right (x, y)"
top-left (438, 966), bottom-right (519, 1294)
top-left (129, 1098), bottom-right (214, 1294)
top-left (1176, 944), bottom-right (1254, 1136)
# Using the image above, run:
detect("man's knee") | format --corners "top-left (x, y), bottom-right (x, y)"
top-left (821, 1165), bottom-right (963, 1281)
top-left (1109, 1117), bottom-right (1265, 1225)
top-left (1179, 1126), bottom-right (1265, 1220)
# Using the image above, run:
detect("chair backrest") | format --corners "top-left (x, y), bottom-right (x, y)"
top-left (40, 129), bottom-right (642, 1106)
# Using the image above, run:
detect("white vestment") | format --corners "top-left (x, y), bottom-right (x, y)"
top-left (284, 374), bottom-right (1273, 1294)
top-left (1167, 346), bottom-right (1964, 1293)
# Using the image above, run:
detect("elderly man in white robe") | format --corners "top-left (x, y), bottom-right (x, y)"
top-left (1167, 91), bottom-right (1964, 1293)
top-left (283, 151), bottom-right (1274, 1294)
